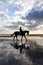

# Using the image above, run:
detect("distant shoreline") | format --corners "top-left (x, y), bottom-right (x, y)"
top-left (29, 34), bottom-right (43, 37)
top-left (0, 34), bottom-right (43, 37)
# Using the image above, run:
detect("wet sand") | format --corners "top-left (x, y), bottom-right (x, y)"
top-left (0, 36), bottom-right (43, 65)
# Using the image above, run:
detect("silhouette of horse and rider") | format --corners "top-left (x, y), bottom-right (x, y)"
top-left (11, 27), bottom-right (29, 54)
top-left (11, 27), bottom-right (29, 41)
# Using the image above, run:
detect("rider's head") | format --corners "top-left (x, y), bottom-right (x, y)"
top-left (20, 26), bottom-right (22, 29)
top-left (19, 26), bottom-right (22, 32)
top-left (20, 27), bottom-right (21, 28)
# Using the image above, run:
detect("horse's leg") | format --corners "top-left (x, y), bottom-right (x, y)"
top-left (16, 36), bottom-right (18, 41)
top-left (17, 37), bottom-right (18, 41)
top-left (24, 35), bottom-right (27, 41)
top-left (21, 36), bottom-right (23, 42)
top-left (13, 36), bottom-right (15, 41)
top-left (16, 36), bottom-right (17, 41)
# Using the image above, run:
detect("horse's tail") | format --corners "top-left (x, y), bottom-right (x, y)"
top-left (11, 33), bottom-right (15, 37)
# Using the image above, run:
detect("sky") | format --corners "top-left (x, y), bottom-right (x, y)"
top-left (0, 0), bottom-right (43, 34)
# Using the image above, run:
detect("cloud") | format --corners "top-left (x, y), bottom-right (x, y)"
top-left (0, 26), bottom-right (4, 32)
top-left (4, 25), bottom-right (19, 30)
top-left (0, 0), bottom-right (43, 33)
top-left (21, 2), bottom-right (43, 30)
top-left (26, 7), bottom-right (43, 20)
top-left (4, 21), bottom-right (25, 30)
top-left (36, 24), bottom-right (43, 30)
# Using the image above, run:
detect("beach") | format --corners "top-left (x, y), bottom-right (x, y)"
top-left (0, 36), bottom-right (43, 65)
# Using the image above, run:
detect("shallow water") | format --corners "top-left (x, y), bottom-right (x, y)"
top-left (0, 36), bottom-right (43, 65)
top-left (28, 36), bottom-right (43, 46)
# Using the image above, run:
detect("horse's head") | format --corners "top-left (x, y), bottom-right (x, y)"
top-left (27, 31), bottom-right (29, 35)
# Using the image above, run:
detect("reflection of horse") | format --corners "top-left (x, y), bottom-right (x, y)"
top-left (11, 30), bottom-right (29, 41)
top-left (11, 41), bottom-right (29, 54)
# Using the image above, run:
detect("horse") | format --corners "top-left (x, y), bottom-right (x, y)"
top-left (11, 30), bottom-right (29, 41)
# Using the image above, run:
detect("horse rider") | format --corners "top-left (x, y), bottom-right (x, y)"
top-left (19, 27), bottom-right (23, 34)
